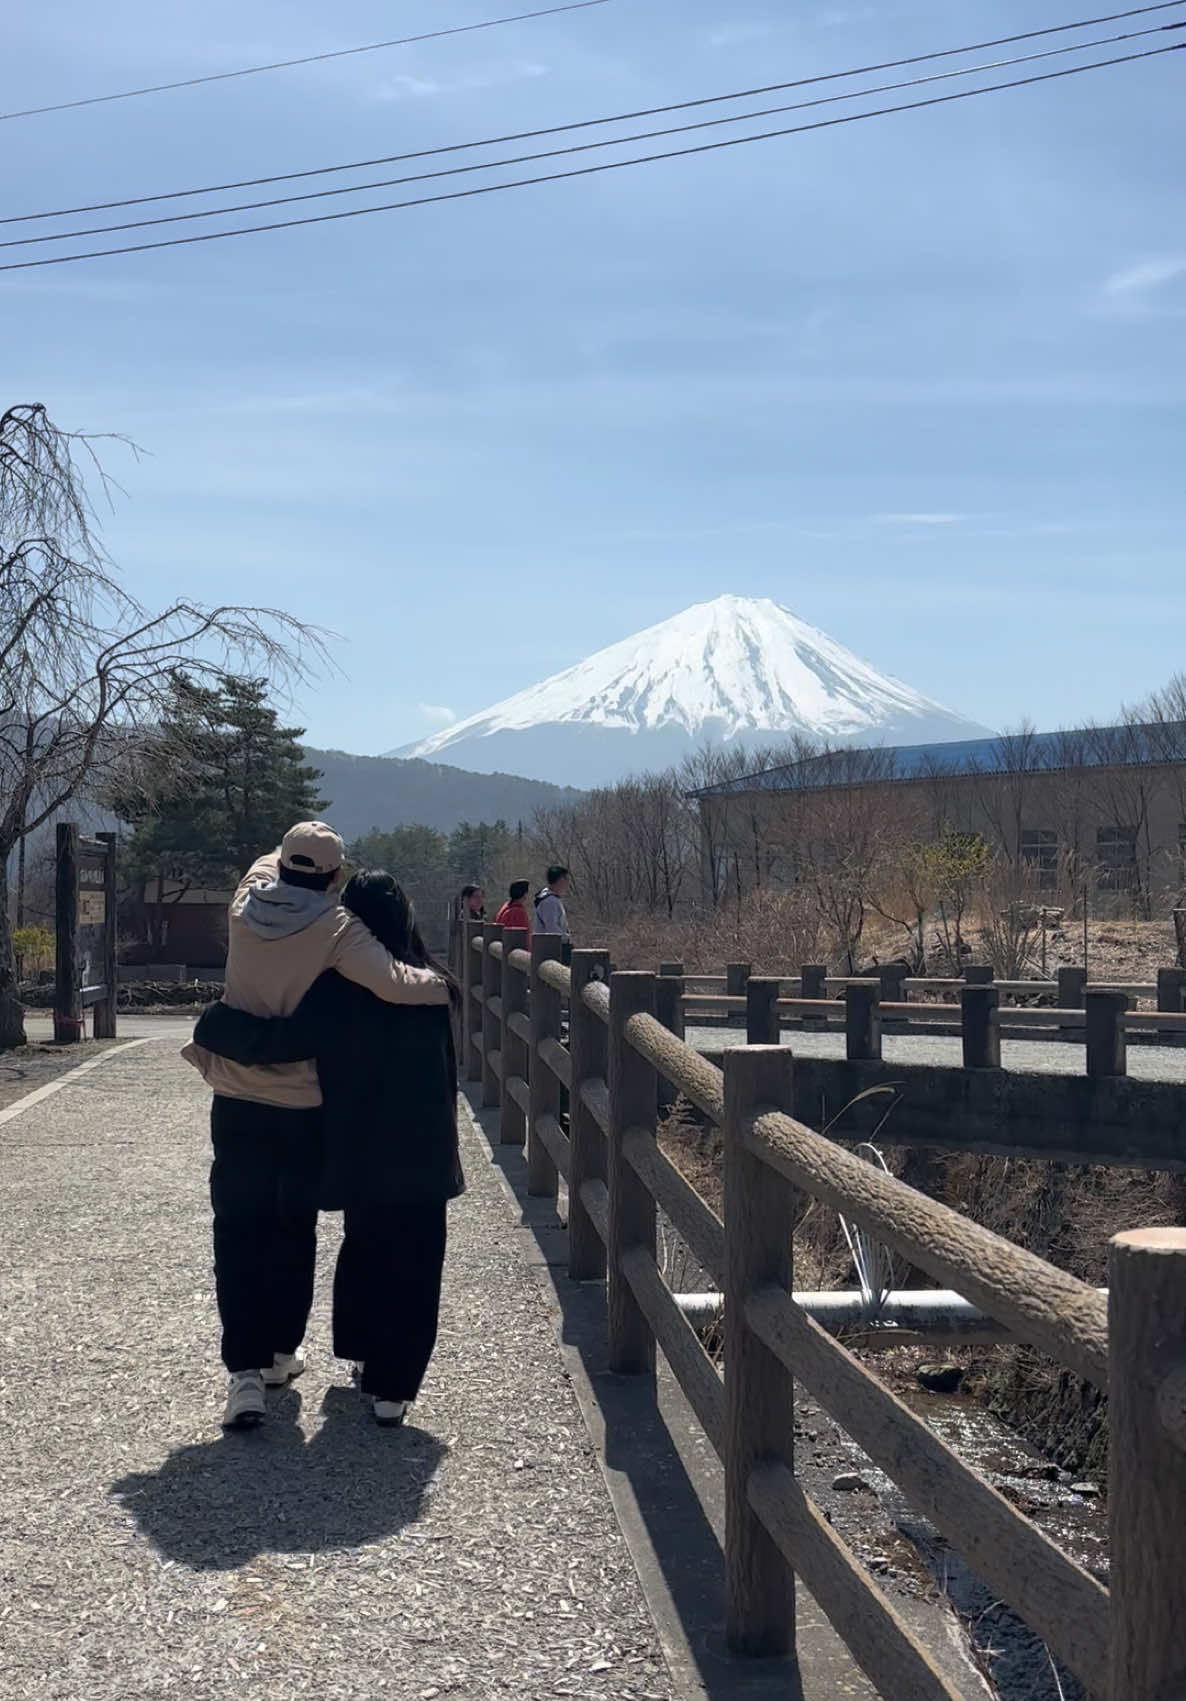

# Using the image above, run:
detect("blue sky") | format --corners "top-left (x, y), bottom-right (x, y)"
top-left (4, 0), bottom-right (1184, 754)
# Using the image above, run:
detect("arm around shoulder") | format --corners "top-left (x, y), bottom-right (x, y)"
top-left (235, 850), bottom-right (281, 902)
top-left (333, 915), bottom-right (450, 1005)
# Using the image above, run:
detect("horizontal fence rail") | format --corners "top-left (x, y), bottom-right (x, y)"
top-left (462, 920), bottom-right (1186, 1701)
top-left (670, 960), bottom-right (1186, 1079)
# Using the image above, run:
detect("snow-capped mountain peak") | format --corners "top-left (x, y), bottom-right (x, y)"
top-left (395, 596), bottom-right (991, 787)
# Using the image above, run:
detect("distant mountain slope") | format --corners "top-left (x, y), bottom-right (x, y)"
top-left (304, 748), bottom-right (580, 841)
top-left (394, 595), bottom-right (993, 788)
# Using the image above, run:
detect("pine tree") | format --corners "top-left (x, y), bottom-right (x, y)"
top-left (115, 673), bottom-right (325, 902)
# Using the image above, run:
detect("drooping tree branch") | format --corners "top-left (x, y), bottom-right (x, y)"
top-left (0, 400), bottom-right (330, 1046)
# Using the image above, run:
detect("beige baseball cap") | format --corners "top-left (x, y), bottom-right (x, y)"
top-left (279, 820), bottom-right (345, 876)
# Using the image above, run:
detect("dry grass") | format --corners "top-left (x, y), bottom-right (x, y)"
top-left (580, 906), bottom-right (1179, 988)
top-left (656, 1091), bottom-right (1184, 1474)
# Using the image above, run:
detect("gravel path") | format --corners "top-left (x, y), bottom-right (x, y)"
top-left (0, 1041), bottom-right (676, 1701)
top-left (687, 1024), bottom-right (1186, 1082)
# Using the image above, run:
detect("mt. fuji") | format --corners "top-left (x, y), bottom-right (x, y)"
top-left (395, 596), bottom-right (993, 788)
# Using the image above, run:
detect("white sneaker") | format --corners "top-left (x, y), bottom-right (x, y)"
top-left (262, 1348), bottom-right (306, 1388)
top-left (372, 1398), bottom-right (409, 1428)
top-left (222, 1370), bottom-right (266, 1429)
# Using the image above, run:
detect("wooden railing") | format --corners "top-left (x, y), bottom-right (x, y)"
top-left (463, 922), bottom-right (1186, 1696)
top-left (461, 920), bottom-right (1186, 1699)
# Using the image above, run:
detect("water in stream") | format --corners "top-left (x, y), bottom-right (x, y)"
top-left (870, 1388), bottom-right (1106, 1700)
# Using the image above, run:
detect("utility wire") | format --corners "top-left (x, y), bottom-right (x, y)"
top-left (5, 0), bottom-right (1184, 227)
top-left (0, 1), bottom-right (613, 123)
top-left (2, 42), bottom-right (1179, 274)
top-left (4, 24), bottom-right (1175, 251)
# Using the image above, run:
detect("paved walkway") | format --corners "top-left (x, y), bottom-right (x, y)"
top-left (687, 1024), bottom-right (1186, 1082)
top-left (0, 1039), bottom-right (676, 1701)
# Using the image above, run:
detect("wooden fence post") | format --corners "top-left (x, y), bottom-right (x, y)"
top-left (1057, 965), bottom-right (1087, 1038)
top-left (1086, 989), bottom-right (1128, 1078)
top-left (607, 971), bottom-right (657, 1377)
top-left (1108, 1227), bottom-right (1186, 1700)
top-left (462, 920), bottom-right (482, 1082)
top-left (723, 1046), bottom-right (798, 1657)
top-left (528, 934), bottom-right (563, 1197)
top-left (801, 964), bottom-right (826, 1030)
top-left (845, 981), bottom-right (881, 1061)
top-left (1157, 967), bottom-right (1186, 1045)
top-left (964, 963), bottom-right (994, 985)
top-left (746, 977), bottom-right (781, 1045)
top-left (481, 923), bottom-right (502, 1108)
top-left (654, 974), bottom-right (684, 1110)
top-left (879, 963), bottom-right (908, 1035)
top-left (568, 948), bottom-right (610, 1281)
top-left (726, 961), bottom-right (752, 1000)
top-left (93, 831), bottom-right (118, 1040)
top-left (499, 926), bottom-right (529, 1145)
top-left (961, 985), bottom-right (1000, 1069)
top-left (54, 823), bottom-right (81, 1045)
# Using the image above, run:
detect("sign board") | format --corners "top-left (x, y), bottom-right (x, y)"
top-left (55, 826), bottom-right (117, 1043)
top-left (77, 847), bottom-right (108, 982)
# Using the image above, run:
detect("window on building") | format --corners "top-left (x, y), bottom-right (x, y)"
top-left (1020, 828), bottom-right (1058, 890)
top-left (1096, 825), bottom-right (1138, 891)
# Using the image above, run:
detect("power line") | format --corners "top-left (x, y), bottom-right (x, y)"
top-left (0, 2), bottom-right (613, 123)
top-left (5, 25), bottom-right (1175, 251)
top-left (5, 1), bottom-right (1184, 227)
top-left (2, 42), bottom-right (1179, 274)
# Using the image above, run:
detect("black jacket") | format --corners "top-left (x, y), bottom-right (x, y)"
top-left (194, 972), bottom-right (464, 1210)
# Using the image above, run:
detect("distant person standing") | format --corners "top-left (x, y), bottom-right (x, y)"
top-left (534, 866), bottom-right (571, 948)
top-left (449, 884), bottom-right (485, 971)
top-left (458, 884), bottom-right (485, 924)
top-left (495, 880), bottom-right (533, 938)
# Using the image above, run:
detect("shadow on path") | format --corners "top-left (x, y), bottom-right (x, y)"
top-left (464, 1088), bottom-right (803, 1701)
top-left (112, 1384), bottom-right (447, 1572)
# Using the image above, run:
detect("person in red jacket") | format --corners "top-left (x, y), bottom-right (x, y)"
top-left (494, 879), bottom-right (533, 938)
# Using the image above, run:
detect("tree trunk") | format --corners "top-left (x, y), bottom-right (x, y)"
top-left (0, 853), bottom-right (28, 1049)
top-left (1175, 909), bottom-right (1186, 972)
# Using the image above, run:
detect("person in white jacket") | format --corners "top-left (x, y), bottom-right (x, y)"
top-left (533, 865), bottom-right (571, 943)
top-left (184, 820), bottom-right (449, 1429)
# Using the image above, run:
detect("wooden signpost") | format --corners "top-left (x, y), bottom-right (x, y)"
top-left (54, 825), bottom-right (117, 1043)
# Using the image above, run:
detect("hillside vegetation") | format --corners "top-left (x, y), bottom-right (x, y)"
top-left (305, 748), bottom-right (580, 840)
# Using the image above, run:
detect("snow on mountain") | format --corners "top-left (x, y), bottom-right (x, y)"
top-left (394, 596), bottom-right (993, 788)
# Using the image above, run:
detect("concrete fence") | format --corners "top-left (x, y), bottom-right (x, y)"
top-left (463, 917), bottom-right (1186, 1701)
top-left (666, 959), bottom-right (1186, 1072)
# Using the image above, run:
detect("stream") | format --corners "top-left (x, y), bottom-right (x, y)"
top-left (800, 1381), bottom-right (1107, 1701)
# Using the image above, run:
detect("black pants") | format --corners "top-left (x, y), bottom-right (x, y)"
top-left (333, 1202), bottom-right (447, 1404)
top-left (209, 1095), bottom-right (324, 1374)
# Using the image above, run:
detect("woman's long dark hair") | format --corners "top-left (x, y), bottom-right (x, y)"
top-left (343, 870), bottom-right (460, 1007)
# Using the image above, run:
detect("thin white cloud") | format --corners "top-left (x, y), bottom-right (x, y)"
top-left (373, 60), bottom-right (548, 102)
top-left (704, 22), bottom-right (771, 47)
top-left (1104, 257), bottom-right (1186, 298)
top-left (378, 73), bottom-right (441, 99)
top-left (875, 513), bottom-right (964, 526)
top-left (417, 702), bottom-right (457, 727)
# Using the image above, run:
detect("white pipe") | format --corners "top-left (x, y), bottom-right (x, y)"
top-left (674, 1287), bottom-right (1108, 1346)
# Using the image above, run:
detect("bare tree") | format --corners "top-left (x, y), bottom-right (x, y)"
top-left (0, 402), bottom-right (325, 1047)
top-left (761, 747), bottom-right (896, 971)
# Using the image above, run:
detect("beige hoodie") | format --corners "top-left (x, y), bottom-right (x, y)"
top-left (182, 852), bottom-right (449, 1109)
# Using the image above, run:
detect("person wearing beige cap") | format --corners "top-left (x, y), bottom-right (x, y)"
top-left (184, 819), bottom-right (449, 1430)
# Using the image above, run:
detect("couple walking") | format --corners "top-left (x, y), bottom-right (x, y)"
top-left (184, 821), bottom-right (460, 1432)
